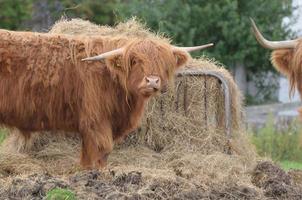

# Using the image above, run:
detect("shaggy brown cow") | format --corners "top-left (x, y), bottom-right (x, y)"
top-left (0, 28), bottom-right (212, 169)
top-left (251, 19), bottom-right (302, 117)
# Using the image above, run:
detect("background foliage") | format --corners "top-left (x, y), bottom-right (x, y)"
top-left (251, 117), bottom-right (302, 162)
top-left (117, 0), bottom-right (295, 73)
top-left (0, 0), bottom-right (33, 30)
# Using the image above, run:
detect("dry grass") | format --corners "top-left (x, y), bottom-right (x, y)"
top-left (0, 18), bottom-right (264, 198)
top-left (49, 17), bottom-right (169, 42)
top-left (0, 131), bottom-right (80, 175)
top-left (124, 57), bottom-right (247, 154)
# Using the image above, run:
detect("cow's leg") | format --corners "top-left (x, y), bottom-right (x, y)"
top-left (79, 121), bottom-right (113, 169)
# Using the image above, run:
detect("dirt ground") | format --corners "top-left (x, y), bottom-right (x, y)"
top-left (1, 159), bottom-right (302, 200)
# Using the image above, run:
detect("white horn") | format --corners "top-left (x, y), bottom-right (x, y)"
top-left (250, 18), bottom-right (297, 50)
top-left (82, 48), bottom-right (124, 61)
top-left (174, 43), bottom-right (214, 52)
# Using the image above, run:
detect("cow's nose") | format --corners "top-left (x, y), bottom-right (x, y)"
top-left (145, 76), bottom-right (161, 89)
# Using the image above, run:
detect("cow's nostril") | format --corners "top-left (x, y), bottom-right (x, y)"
top-left (145, 76), bottom-right (160, 86)
top-left (145, 77), bottom-right (150, 83)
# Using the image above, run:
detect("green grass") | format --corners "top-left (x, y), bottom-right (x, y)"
top-left (280, 160), bottom-right (302, 171)
top-left (46, 188), bottom-right (76, 200)
top-left (250, 116), bottom-right (302, 172)
top-left (0, 129), bottom-right (7, 144)
top-left (250, 116), bottom-right (302, 162)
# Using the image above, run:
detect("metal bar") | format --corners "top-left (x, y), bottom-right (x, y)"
top-left (184, 78), bottom-right (188, 116)
top-left (177, 69), bottom-right (232, 138)
top-left (204, 76), bottom-right (208, 129)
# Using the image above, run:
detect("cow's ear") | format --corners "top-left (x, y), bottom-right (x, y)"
top-left (173, 50), bottom-right (190, 69)
top-left (105, 55), bottom-right (125, 74)
top-left (271, 49), bottom-right (293, 76)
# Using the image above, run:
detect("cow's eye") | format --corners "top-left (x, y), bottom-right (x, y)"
top-left (131, 58), bottom-right (140, 66)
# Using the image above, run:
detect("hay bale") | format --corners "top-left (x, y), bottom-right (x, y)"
top-left (125, 57), bottom-right (247, 155)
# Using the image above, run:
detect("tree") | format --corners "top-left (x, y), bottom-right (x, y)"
top-left (27, 0), bottom-right (118, 31)
top-left (48, 0), bottom-right (118, 26)
top-left (116, 0), bottom-right (295, 72)
top-left (0, 0), bottom-right (33, 30)
top-left (116, 0), bottom-right (295, 102)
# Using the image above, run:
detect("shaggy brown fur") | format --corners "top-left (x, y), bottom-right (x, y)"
top-left (271, 41), bottom-right (302, 118)
top-left (271, 43), bottom-right (302, 96)
top-left (0, 29), bottom-right (190, 169)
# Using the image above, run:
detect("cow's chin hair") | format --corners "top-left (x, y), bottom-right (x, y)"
top-left (139, 87), bottom-right (160, 98)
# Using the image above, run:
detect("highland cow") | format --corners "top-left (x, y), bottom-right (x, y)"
top-left (0, 28), bottom-right (212, 169)
top-left (251, 19), bottom-right (302, 117)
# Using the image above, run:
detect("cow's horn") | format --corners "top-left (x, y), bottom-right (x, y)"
top-left (174, 43), bottom-right (214, 52)
top-left (82, 48), bottom-right (124, 61)
top-left (250, 18), bottom-right (297, 50)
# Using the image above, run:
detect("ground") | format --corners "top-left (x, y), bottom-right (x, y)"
top-left (1, 126), bottom-right (302, 199)
top-left (0, 161), bottom-right (302, 200)
top-left (1, 148), bottom-right (302, 200)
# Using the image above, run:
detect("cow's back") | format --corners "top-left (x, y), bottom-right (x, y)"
top-left (0, 30), bottom-right (88, 132)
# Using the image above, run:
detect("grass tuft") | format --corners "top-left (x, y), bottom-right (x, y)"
top-left (0, 129), bottom-right (7, 145)
top-left (251, 116), bottom-right (302, 168)
top-left (280, 160), bottom-right (302, 171)
top-left (46, 188), bottom-right (76, 200)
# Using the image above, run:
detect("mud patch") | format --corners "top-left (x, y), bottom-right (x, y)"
top-left (0, 172), bottom-right (263, 200)
top-left (69, 170), bottom-right (119, 199)
top-left (0, 173), bottom-right (68, 199)
top-left (289, 169), bottom-right (302, 186)
top-left (252, 161), bottom-right (302, 199)
top-left (0, 164), bottom-right (298, 200)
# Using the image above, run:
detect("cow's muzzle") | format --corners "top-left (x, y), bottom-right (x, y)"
top-left (145, 75), bottom-right (161, 91)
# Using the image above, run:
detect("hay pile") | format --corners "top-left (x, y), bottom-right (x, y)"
top-left (1, 18), bottom-right (301, 199)
top-left (124, 57), bottom-right (246, 155)
top-left (50, 17), bottom-right (169, 42)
